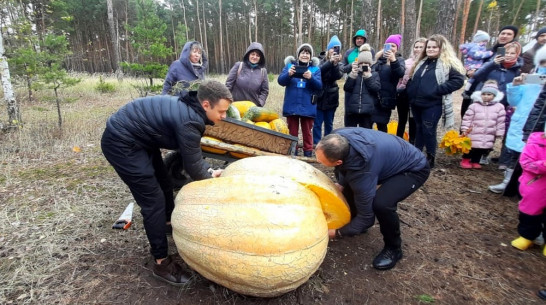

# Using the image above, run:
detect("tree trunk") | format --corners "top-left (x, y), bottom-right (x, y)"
top-left (416, 0), bottom-right (424, 38)
top-left (472, 0), bottom-right (484, 36)
top-left (459, 0), bottom-right (471, 53)
top-left (376, 0), bottom-right (382, 46)
top-left (326, 0), bottom-right (331, 38)
top-left (362, 0), bottom-right (374, 46)
top-left (218, 0), bottom-right (225, 74)
top-left (452, 0), bottom-right (462, 43)
top-left (297, 0), bottom-right (303, 46)
top-left (401, 0), bottom-right (405, 53)
top-left (202, 1), bottom-right (208, 60)
top-left (434, 0), bottom-right (458, 43)
top-left (404, 0), bottom-right (417, 58)
top-left (107, 0), bottom-right (122, 78)
top-left (254, 0), bottom-right (258, 42)
top-left (511, 0), bottom-right (525, 25)
top-left (0, 32), bottom-right (20, 129)
top-left (180, 0), bottom-right (189, 41)
top-left (196, 0), bottom-right (203, 44)
top-left (54, 86), bottom-right (62, 128)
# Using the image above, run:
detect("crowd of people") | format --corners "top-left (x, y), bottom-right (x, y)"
top-left (100, 26), bottom-right (546, 296)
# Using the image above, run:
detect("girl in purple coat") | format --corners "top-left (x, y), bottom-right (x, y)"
top-left (460, 80), bottom-right (506, 169)
top-left (510, 127), bottom-right (546, 256)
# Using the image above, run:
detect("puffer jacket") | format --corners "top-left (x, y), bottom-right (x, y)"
top-left (316, 58), bottom-right (343, 111)
top-left (471, 57), bottom-right (523, 106)
top-left (523, 85), bottom-right (546, 141)
top-left (162, 41), bottom-right (208, 95)
top-left (461, 91), bottom-right (506, 149)
top-left (105, 93), bottom-right (212, 180)
top-left (372, 53), bottom-right (405, 124)
top-left (343, 71), bottom-right (381, 115)
top-left (225, 42), bottom-right (269, 106)
top-left (459, 42), bottom-right (494, 71)
top-left (333, 127), bottom-right (427, 236)
top-left (278, 56), bottom-right (322, 118)
top-left (518, 132), bottom-right (546, 216)
top-left (505, 82), bottom-right (543, 152)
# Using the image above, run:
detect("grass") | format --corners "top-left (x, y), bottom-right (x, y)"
top-left (0, 73), bottom-right (312, 304)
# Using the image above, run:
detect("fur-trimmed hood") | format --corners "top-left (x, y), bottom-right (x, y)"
top-left (284, 56), bottom-right (320, 67)
top-left (471, 90), bottom-right (505, 105)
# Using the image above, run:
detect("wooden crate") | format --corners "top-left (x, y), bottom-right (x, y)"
top-left (204, 118), bottom-right (297, 155)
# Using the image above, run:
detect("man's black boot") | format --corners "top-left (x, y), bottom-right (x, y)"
top-left (372, 248), bottom-right (403, 270)
top-left (152, 256), bottom-right (191, 286)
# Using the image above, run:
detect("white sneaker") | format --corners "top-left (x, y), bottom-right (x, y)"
top-left (479, 155), bottom-right (490, 165)
top-left (534, 233), bottom-right (545, 246)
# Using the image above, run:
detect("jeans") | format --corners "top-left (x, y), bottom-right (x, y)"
top-left (412, 104), bottom-right (443, 157)
top-left (313, 108), bottom-right (336, 145)
top-left (101, 128), bottom-right (174, 259)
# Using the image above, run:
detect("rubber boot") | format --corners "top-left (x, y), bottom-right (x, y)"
top-left (511, 236), bottom-right (534, 250)
top-left (488, 168), bottom-right (513, 194)
top-left (460, 158), bottom-right (472, 169)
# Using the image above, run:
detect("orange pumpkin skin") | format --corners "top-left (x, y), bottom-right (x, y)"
top-left (222, 156), bottom-right (351, 229)
top-left (172, 175), bottom-right (328, 297)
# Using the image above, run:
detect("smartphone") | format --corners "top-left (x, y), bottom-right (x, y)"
top-left (384, 43), bottom-right (392, 53)
top-left (333, 46), bottom-right (340, 54)
top-left (497, 47), bottom-right (506, 57)
top-left (293, 65), bottom-right (308, 78)
top-left (523, 74), bottom-right (546, 85)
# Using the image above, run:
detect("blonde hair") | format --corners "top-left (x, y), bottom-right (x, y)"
top-left (410, 34), bottom-right (465, 77)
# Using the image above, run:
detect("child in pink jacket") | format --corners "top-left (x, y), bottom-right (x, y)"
top-left (510, 128), bottom-right (546, 255)
top-left (460, 80), bottom-right (506, 169)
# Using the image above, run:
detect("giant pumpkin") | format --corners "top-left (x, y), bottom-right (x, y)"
top-left (172, 175), bottom-right (328, 297)
top-left (222, 156), bottom-right (351, 229)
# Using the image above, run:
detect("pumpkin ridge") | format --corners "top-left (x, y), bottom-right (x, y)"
top-left (174, 233), bottom-right (329, 256)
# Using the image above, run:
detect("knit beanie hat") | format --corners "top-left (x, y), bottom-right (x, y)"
top-left (327, 35), bottom-right (342, 52)
top-left (499, 25), bottom-right (519, 38)
top-left (357, 44), bottom-right (374, 65)
top-left (385, 34), bottom-right (402, 49)
top-left (297, 43), bottom-right (314, 58)
top-left (534, 45), bottom-right (546, 66)
top-left (481, 81), bottom-right (499, 96)
top-left (536, 27), bottom-right (546, 39)
top-left (472, 30), bottom-right (490, 43)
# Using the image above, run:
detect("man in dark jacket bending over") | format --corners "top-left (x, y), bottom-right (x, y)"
top-left (101, 80), bottom-right (232, 285)
top-left (315, 128), bottom-right (430, 270)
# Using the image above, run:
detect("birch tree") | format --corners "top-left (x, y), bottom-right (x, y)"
top-left (0, 31), bottom-right (20, 130)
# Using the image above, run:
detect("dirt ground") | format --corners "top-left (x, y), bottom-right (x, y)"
top-left (1, 87), bottom-right (545, 305)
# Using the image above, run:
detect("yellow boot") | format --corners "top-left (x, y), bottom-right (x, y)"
top-left (511, 236), bottom-right (534, 250)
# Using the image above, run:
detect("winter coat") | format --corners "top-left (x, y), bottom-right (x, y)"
top-left (278, 56), bottom-right (322, 118)
top-left (521, 43), bottom-right (544, 73)
top-left (461, 91), bottom-right (506, 149)
top-left (505, 83), bottom-right (543, 152)
top-left (105, 93), bottom-right (213, 181)
top-left (343, 71), bottom-right (381, 115)
top-left (315, 58), bottom-right (343, 111)
top-left (523, 86), bottom-right (546, 141)
top-left (459, 42), bottom-right (494, 70)
top-left (471, 57), bottom-right (523, 106)
top-left (518, 132), bottom-right (546, 216)
top-left (340, 30), bottom-right (376, 73)
top-left (397, 56), bottom-right (416, 90)
top-left (225, 42), bottom-right (269, 106)
top-left (333, 128), bottom-right (428, 236)
top-left (162, 41), bottom-right (208, 95)
top-left (371, 54), bottom-right (405, 124)
top-left (406, 57), bottom-right (465, 128)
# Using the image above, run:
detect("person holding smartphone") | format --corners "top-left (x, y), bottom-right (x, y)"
top-left (343, 44), bottom-right (381, 129)
top-left (278, 43), bottom-right (322, 157)
top-left (313, 35), bottom-right (344, 146)
top-left (372, 34), bottom-right (406, 133)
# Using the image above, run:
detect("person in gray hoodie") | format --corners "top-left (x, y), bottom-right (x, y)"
top-left (161, 41), bottom-right (208, 95)
top-left (225, 42), bottom-right (269, 106)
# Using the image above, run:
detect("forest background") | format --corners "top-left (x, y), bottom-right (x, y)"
top-left (0, 0), bottom-right (545, 128)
